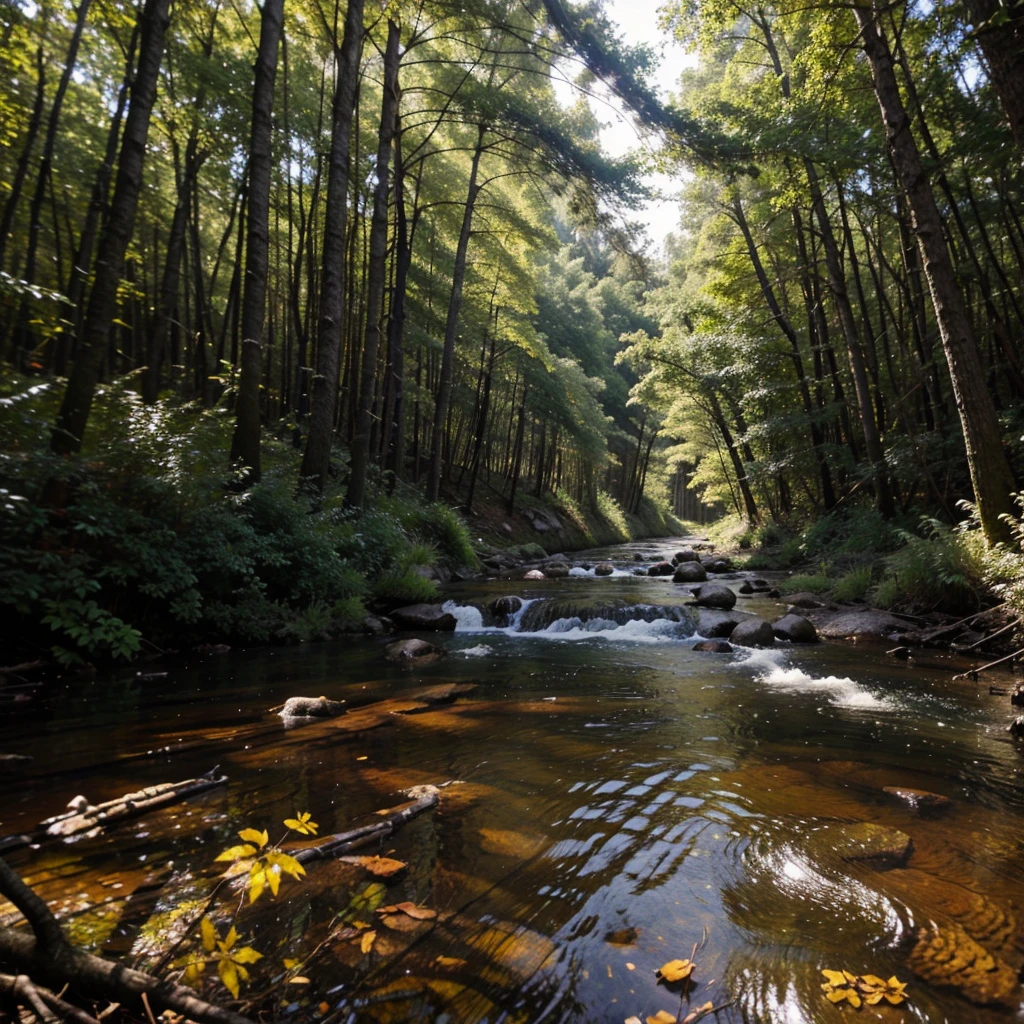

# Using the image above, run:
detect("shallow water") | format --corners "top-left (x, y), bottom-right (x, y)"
top-left (3, 537), bottom-right (1024, 1023)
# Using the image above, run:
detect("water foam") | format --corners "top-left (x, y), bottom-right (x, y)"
top-left (457, 644), bottom-right (493, 657)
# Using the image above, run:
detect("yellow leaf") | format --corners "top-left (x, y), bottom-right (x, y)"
top-left (858, 974), bottom-right (886, 989)
top-left (249, 864), bottom-right (266, 903)
top-left (221, 926), bottom-right (238, 951)
top-left (655, 959), bottom-right (694, 983)
top-left (283, 958), bottom-right (299, 969)
top-left (267, 864), bottom-right (282, 897)
top-left (884, 992), bottom-right (906, 1005)
top-left (360, 930), bottom-right (376, 954)
top-left (233, 946), bottom-right (262, 965)
top-left (887, 976), bottom-right (902, 989)
top-left (218, 959), bottom-right (240, 999)
top-left (842, 970), bottom-right (857, 985)
top-left (288, 976), bottom-right (311, 985)
top-left (646, 1012), bottom-right (676, 1024)
top-left (826, 989), bottom-right (849, 1004)
top-left (846, 990), bottom-right (861, 1009)
top-left (865, 992), bottom-right (884, 1005)
top-left (284, 812), bottom-right (319, 836)
top-left (238, 828), bottom-right (269, 849)
top-left (183, 960), bottom-right (206, 986)
top-left (200, 917), bottom-right (217, 953)
top-left (820, 969), bottom-right (847, 987)
top-left (216, 844), bottom-right (256, 862)
top-left (434, 955), bottom-right (467, 968)
top-left (266, 851), bottom-right (306, 880)
top-left (625, 962), bottom-right (636, 971)
top-left (625, 1018), bottom-right (642, 1024)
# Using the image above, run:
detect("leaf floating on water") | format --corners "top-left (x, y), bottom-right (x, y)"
top-left (376, 901), bottom-right (437, 920)
top-left (655, 958), bottom-right (695, 984)
top-left (288, 976), bottom-right (311, 985)
top-left (360, 930), bottom-right (376, 954)
top-left (821, 968), bottom-right (908, 1009)
top-left (624, 1017), bottom-right (642, 1024)
top-left (681, 1003), bottom-right (715, 1024)
top-left (434, 955), bottom-right (467, 969)
top-left (646, 1012), bottom-right (677, 1024)
top-left (342, 855), bottom-right (407, 878)
top-left (625, 962), bottom-right (636, 971)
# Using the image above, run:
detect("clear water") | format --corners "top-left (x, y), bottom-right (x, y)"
top-left (2, 538), bottom-right (1023, 1023)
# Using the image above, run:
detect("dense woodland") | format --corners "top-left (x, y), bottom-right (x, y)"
top-left (1, 0), bottom-right (1024, 663)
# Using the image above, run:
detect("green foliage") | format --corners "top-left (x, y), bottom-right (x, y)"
top-left (779, 573), bottom-right (831, 595)
top-left (830, 566), bottom-right (873, 602)
top-left (594, 489), bottom-right (631, 543)
top-left (802, 507), bottom-right (900, 560)
top-left (369, 570), bottom-right (439, 605)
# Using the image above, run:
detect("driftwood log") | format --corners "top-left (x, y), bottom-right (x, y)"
top-left (294, 786), bottom-right (440, 865)
top-left (0, 857), bottom-right (254, 1024)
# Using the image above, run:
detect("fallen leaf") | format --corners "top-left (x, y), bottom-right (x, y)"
top-left (646, 1012), bottom-right (676, 1024)
top-left (360, 930), bottom-right (376, 954)
top-left (318, 1003), bottom-right (329, 1014)
top-left (288, 976), bottom-right (310, 985)
top-left (656, 959), bottom-right (694, 984)
top-left (681, 1004), bottom-right (714, 1024)
top-left (626, 962), bottom-right (636, 971)
top-left (282, 958), bottom-right (299, 969)
top-left (434, 955), bottom-right (467, 969)
top-left (342, 855), bottom-right (407, 878)
top-left (625, 1017), bottom-right (642, 1024)
top-left (382, 901), bottom-right (436, 920)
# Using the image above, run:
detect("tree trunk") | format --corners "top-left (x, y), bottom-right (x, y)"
top-left (346, 19), bottom-right (400, 509)
top-left (855, 1), bottom-right (1017, 543)
top-left (426, 125), bottom-right (485, 502)
top-left (230, 0), bottom-right (285, 483)
top-left (963, 0), bottom-right (1024, 149)
top-left (50, 0), bottom-right (171, 456)
top-left (299, 0), bottom-right (365, 493)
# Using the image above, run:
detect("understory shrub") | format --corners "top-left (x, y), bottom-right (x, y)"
top-left (830, 565), bottom-right (873, 601)
top-left (779, 573), bottom-right (831, 595)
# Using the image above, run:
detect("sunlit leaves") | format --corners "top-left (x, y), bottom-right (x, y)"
top-left (174, 917), bottom-right (262, 999)
top-left (821, 969), bottom-right (908, 1008)
top-left (217, 820), bottom-right (306, 902)
top-left (656, 957), bottom-right (695, 983)
top-left (284, 811), bottom-right (319, 835)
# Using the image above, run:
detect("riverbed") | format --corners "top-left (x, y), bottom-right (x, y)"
top-left (2, 537), bottom-right (1023, 1023)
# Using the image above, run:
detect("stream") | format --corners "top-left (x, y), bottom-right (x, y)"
top-left (3, 536), bottom-right (1024, 1023)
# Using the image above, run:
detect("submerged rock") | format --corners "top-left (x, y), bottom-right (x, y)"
top-left (909, 922), bottom-right (1021, 1006)
top-left (691, 583), bottom-right (736, 610)
top-left (810, 821), bottom-right (914, 868)
top-left (594, 562), bottom-right (615, 576)
top-left (491, 595), bottom-right (523, 616)
top-left (279, 696), bottom-right (347, 719)
top-left (693, 640), bottom-right (733, 653)
top-left (648, 561), bottom-right (675, 577)
top-left (384, 638), bottom-right (446, 666)
top-left (772, 613), bottom-right (818, 643)
top-left (882, 786), bottom-right (952, 815)
top-left (673, 561), bottom-right (707, 583)
top-left (729, 617), bottom-right (775, 647)
top-left (390, 604), bottom-right (457, 631)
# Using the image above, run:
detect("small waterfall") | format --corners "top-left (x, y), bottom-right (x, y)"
top-left (441, 600), bottom-right (485, 631)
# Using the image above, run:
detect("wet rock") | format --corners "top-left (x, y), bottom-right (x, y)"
top-left (1008, 716), bottom-right (1024, 738)
top-left (691, 583), bottom-right (736, 610)
top-left (524, 569), bottom-right (546, 580)
top-left (752, 579), bottom-right (771, 591)
top-left (362, 615), bottom-right (394, 636)
top-left (812, 822), bottom-right (914, 868)
top-left (390, 604), bottom-right (457, 631)
top-left (693, 640), bottom-right (733, 653)
top-left (279, 696), bottom-right (347, 719)
top-left (450, 565), bottom-right (478, 582)
top-left (812, 609), bottom-right (910, 641)
top-left (786, 593), bottom-right (829, 609)
top-left (484, 553), bottom-right (516, 570)
top-left (491, 596), bottom-right (523, 616)
top-left (594, 562), bottom-right (615, 576)
top-left (729, 617), bottom-right (775, 647)
top-left (384, 638), bottom-right (447, 665)
top-left (738, 582), bottom-right (754, 594)
top-left (544, 562), bottom-right (571, 578)
top-left (767, 588), bottom-right (781, 598)
top-left (673, 561), bottom-right (707, 583)
top-left (695, 609), bottom-right (750, 637)
top-left (909, 922), bottom-right (1020, 1006)
top-left (648, 561), bottom-right (675, 577)
top-left (633, 552), bottom-right (644, 561)
top-left (772, 613), bottom-right (818, 643)
top-left (632, 568), bottom-right (647, 576)
top-left (882, 786), bottom-right (952, 815)
top-left (701, 555), bottom-right (734, 573)
top-left (672, 549), bottom-right (699, 564)
top-left (1012, 684), bottom-right (1024, 707)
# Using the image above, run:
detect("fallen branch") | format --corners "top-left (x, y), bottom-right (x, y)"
top-left (1, 971), bottom-right (101, 1024)
top-left (0, 856), bottom-right (254, 1024)
top-left (294, 787), bottom-right (439, 865)
top-left (915, 603), bottom-right (1007, 644)
top-left (957, 618), bottom-right (1020, 652)
top-left (953, 647), bottom-right (1024, 681)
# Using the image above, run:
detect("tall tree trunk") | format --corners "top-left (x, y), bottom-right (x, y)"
top-left (346, 19), bottom-right (400, 508)
top-left (230, 0), bottom-right (285, 483)
top-left (963, 0), bottom-right (1024, 149)
top-left (854, 1), bottom-right (1017, 543)
top-left (299, 0), bottom-right (364, 492)
top-left (426, 125), bottom-right (485, 502)
top-left (50, 0), bottom-right (171, 456)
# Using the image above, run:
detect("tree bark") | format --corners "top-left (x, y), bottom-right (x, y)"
top-left (963, 0), bottom-right (1024, 149)
top-left (346, 19), bottom-right (400, 508)
top-left (49, 0), bottom-right (171, 456)
top-left (299, 0), bottom-right (365, 493)
top-left (230, 0), bottom-right (286, 483)
top-left (855, 1), bottom-right (1017, 544)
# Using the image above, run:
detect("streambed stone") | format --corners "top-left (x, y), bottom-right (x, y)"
top-left (491, 596), bottom-right (522, 616)
top-left (672, 549), bottom-right (699, 564)
top-left (390, 604), bottom-right (457, 631)
top-left (693, 640), bottom-right (733, 653)
top-left (673, 561), bottom-right (707, 583)
top-left (648, 561), bottom-right (675, 577)
top-left (882, 786), bottom-right (952, 815)
top-left (544, 562), bottom-right (571, 578)
top-left (279, 696), bottom-right (347, 719)
top-left (384, 638), bottom-right (447, 665)
top-left (809, 821), bottom-right (914, 869)
top-left (729, 617), bottom-right (775, 647)
top-left (691, 583), bottom-right (736, 610)
top-left (594, 562), bottom-right (615, 576)
top-left (695, 609), bottom-right (752, 638)
top-left (772, 613), bottom-right (818, 643)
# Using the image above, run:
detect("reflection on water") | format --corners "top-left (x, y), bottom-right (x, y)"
top-left (2, 539), bottom-right (1023, 1022)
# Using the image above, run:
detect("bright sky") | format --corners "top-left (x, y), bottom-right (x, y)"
top-left (585, 0), bottom-right (698, 255)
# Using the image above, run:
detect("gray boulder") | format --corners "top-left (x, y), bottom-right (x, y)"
top-left (384, 637), bottom-right (446, 665)
top-left (702, 557), bottom-right (734, 574)
top-left (696, 609), bottom-right (751, 637)
top-left (672, 549), bottom-right (699, 564)
top-left (279, 696), bottom-right (347, 719)
top-left (390, 603), bottom-right (457, 631)
top-left (648, 561), bottom-right (675, 577)
top-left (594, 562), bottom-right (615, 576)
top-left (691, 583), bottom-right (737, 610)
top-left (772, 613), bottom-right (818, 643)
top-left (362, 615), bottom-right (394, 636)
top-left (738, 582), bottom-right (754, 594)
top-left (729, 617), bottom-right (776, 647)
top-left (693, 640), bottom-right (733, 653)
top-left (673, 561), bottom-right (707, 583)
top-left (544, 561), bottom-right (571, 578)
top-left (786, 592), bottom-right (830, 609)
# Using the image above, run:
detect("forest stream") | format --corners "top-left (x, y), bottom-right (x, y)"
top-left (3, 536), bottom-right (1024, 1024)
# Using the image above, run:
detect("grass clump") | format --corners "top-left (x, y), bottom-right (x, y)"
top-left (779, 573), bottom-right (831, 595)
top-left (830, 565), bottom-right (873, 601)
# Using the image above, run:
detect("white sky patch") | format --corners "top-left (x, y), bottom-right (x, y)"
top-left (553, 0), bottom-right (697, 253)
